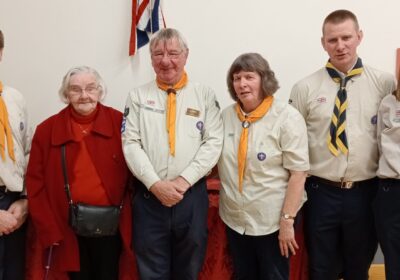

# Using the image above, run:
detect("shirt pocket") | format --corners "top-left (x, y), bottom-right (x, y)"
top-left (182, 114), bottom-right (204, 139)
top-left (247, 138), bottom-right (282, 172)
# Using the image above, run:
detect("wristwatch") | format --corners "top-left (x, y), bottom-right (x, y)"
top-left (281, 213), bottom-right (296, 220)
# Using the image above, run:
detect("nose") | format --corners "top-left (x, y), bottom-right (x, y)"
top-left (79, 89), bottom-right (90, 98)
top-left (160, 53), bottom-right (171, 64)
top-left (336, 39), bottom-right (345, 50)
top-left (238, 77), bottom-right (247, 88)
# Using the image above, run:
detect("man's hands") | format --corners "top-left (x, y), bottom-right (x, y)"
top-left (0, 199), bottom-right (28, 235)
top-left (150, 177), bottom-right (191, 207)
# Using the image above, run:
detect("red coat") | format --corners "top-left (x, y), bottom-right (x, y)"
top-left (26, 104), bottom-right (137, 279)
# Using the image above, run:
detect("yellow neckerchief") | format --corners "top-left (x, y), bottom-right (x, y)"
top-left (235, 96), bottom-right (274, 193)
top-left (156, 71), bottom-right (188, 156)
top-left (0, 81), bottom-right (15, 162)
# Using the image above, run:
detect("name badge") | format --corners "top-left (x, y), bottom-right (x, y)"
top-left (186, 108), bottom-right (200, 117)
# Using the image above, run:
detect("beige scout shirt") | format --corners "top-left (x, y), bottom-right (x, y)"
top-left (290, 64), bottom-right (396, 182)
top-left (122, 81), bottom-right (223, 189)
top-left (0, 86), bottom-right (31, 192)
top-left (377, 94), bottom-right (400, 179)
top-left (218, 99), bottom-right (309, 236)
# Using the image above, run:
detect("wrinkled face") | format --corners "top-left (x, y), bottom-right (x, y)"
top-left (321, 19), bottom-right (363, 73)
top-left (67, 72), bottom-right (101, 116)
top-left (233, 71), bottom-right (263, 112)
top-left (151, 38), bottom-right (188, 85)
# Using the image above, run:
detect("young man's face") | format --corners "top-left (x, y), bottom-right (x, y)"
top-left (321, 19), bottom-right (363, 73)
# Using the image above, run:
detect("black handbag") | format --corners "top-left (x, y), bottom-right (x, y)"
top-left (61, 145), bottom-right (122, 237)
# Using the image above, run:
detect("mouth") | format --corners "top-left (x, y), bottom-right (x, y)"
top-left (239, 91), bottom-right (251, 97)
top-left (335, 53), bottom-right (347, 59)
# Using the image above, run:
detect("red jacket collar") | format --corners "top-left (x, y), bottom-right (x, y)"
top-left (51, 103), bottom-right (114, 146)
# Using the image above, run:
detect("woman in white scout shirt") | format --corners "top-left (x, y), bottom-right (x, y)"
top-left (374, 86), bottom-right (400, 280)
top-left (218, 53), bottom-right (309, 280)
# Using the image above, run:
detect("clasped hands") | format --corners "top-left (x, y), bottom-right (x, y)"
top-left (0, 199), bottom-right (28, 236)
top-left (150, 177), bottom-right (191, 207)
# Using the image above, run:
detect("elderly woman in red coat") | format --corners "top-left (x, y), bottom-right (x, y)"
top-left (26, 66), bottom-right (136, 280)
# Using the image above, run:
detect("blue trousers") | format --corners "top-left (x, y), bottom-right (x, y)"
top-left (226, 227), bottom-right (289, 280)
top-left (373, 178), bottom-right (400, 280)
top-left (304, 177), bottom-right (378, 280)
top-left (0, 190), bottom-right (26, 280)
top-left (133, 178), bottom-right (208, 280)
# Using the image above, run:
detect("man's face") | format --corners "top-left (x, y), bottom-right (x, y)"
top-left (321, 19), bottom-right (363, 73)
top-left (151, 38), bottom-right (188, 85)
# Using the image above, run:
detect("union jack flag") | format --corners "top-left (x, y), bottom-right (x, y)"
top-left (130, 0), bottom-right (166, 56)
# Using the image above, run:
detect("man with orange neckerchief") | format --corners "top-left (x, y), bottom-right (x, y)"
top-left (0, 29), bottom-right (31, 280)
top-left (122, 28), bottom-right (223, 280)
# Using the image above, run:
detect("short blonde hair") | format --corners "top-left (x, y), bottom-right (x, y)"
top-left (323, 10), bottom-right (360, 35)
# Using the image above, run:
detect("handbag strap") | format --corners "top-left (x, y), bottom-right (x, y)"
top-left (61, 144), bottom-right (125, 209)
top-left (61, 145), bottom-right (74, 206)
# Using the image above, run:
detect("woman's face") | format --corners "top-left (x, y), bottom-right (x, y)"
top-left (233, 70), bottom-right (263, 112)
top-left (67, 72), bottom-right (101, 116)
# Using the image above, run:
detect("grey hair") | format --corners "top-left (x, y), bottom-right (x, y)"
top-left (149, 28), bottom-right (189, 53)
top-left (58, 66), bottom-right (107, 103)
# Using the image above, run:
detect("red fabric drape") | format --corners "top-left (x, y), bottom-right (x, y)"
top-left (26, 175), bottom-right (308, 279)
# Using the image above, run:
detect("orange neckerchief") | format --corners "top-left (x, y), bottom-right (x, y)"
top-left (0, 81), bottom-right (15, 162)
top-left (235, 96), bottom-right (274, 193)
top-left (156, 72), bottom-right (188, 156)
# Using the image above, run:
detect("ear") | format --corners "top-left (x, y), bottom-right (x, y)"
top-left (321, 36), bottom-right (327, 52)
top-left (357, 29), bottom-right (364, 44)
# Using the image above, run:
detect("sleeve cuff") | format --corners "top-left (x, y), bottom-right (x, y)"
top-left (180, 168), bottom-right (202, 186)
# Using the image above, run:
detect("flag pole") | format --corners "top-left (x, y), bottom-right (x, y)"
top-left (150, 0), bottom-right (154, 33)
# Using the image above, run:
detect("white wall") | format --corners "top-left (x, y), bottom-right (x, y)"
top-left (0, 0), bottom-right (399, 128)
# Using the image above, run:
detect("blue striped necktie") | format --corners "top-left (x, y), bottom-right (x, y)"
top-left (326, 58), bottom-right (363, 156)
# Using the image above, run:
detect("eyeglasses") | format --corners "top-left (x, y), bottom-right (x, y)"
top-left (68, 85), bottom-right (99, 96)
top-left (151, 51), bottom-right (183, 61)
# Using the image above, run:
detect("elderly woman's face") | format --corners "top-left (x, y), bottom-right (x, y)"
top-left (67, 72), bottom-right (100, 116)
top-left (233, 71), bottom-right (263, 112)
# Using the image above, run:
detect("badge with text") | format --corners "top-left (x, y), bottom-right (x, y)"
top-left (186, 108), bottom-right (200, 117)
top-left (146, 100), bottom-right (155, 106)
top-left (316, 96), bottom-right (327, 104)
top-left (394, 109), bottom-right (400, 122)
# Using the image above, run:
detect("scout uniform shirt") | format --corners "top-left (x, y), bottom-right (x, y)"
top-left (218, 99), bottom-right (309, 235)
top-left (0, 85), bottom-right (30, 192)
top-left (122, 81), bottom-right (223, 188)
top-left (290, 65), bottom-right (396, 182)
top-left (377, 94), bottom-right (400, 179)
